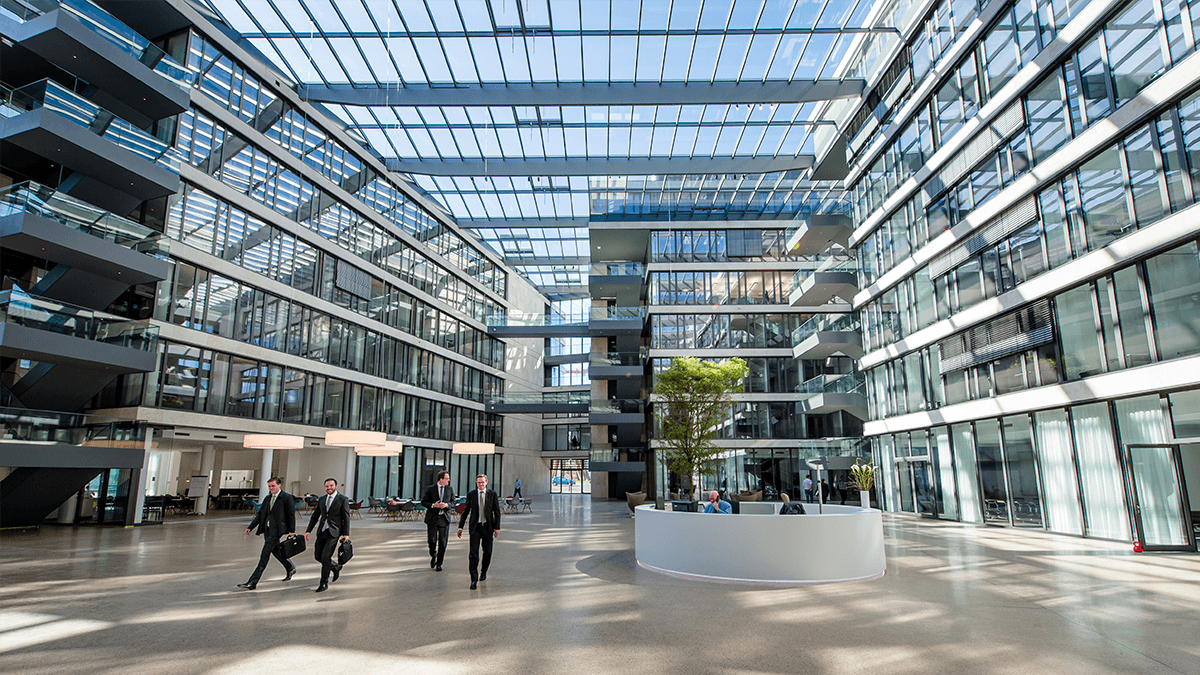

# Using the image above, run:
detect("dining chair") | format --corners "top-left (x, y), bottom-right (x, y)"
top-left (383, 501), bottom-right (401, 522)
top-left (521, 498), bottom-right (533, 513)
top-left (349, 500), bottom-right (363, 519)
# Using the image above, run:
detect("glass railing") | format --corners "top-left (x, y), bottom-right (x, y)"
top-left (791, 313), bottom-right (860, 345)
top-left (1, 80), bottom-right (182, 171)
top-left (0, 181), bottom-right (167, 257)
top-left (797, 372), bottom-right (865, 396)
top-left (0, 287), bottom-right (158, 351)
top-left (485, 311), bottom-right (587, 327)
top-left (590, 349), bottom-right (648, 368)
top-left (589, 262), bottom-right (645, 277)
top-left (1, 0), bottom-right (195, 89)
top-left (0, 405), bottom-right (145, 446)
top-left (784, 202), bottom-right (853, 243)
top-left (590, 399), bottom-right (647, 415)
top-left (589, 306), bottom-right (647, 321)
top-left (589, 447), bottom-right (644, 463)
top-left (791, 257), bottom-right (858, 290)
top-left (487, 392), bottom-right (590, 406)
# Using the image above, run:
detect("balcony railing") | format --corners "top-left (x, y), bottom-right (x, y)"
top-left (0, 0), bottom-right (194, 89)
top-left (796, 372), bottom-right (865, 396)
top-left (485, 311), bottom-right (587, 327)
top-left (790, 257), bottom-right (858, 290)
top-left (1, 80), bottom-right (182, 171)
top-left (0, 181), bottom-right (167, 257)
top-left (590, 399), bottom-right (647, 415)
top-left (791, 313), bottom-right (860, 345)
top-left (0, 287), bottom-right (158, 351)
top-left (0, 405), bottom-right (145, 445)
top-left (589, 262), bottom-right (644, 277)
top-left (589, 447), bottom-right (645, 463)
top-left (589, 306), bottom-right (647, 321)
top-left (487, 392), bottom-right (590, 406)
top-left (590, 349), bottom-right (648, 368)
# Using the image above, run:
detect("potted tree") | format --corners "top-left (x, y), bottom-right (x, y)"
top-left (850, 459), bottom-right (878, 508)
top-left (653, 356), bottom-right (748, 505)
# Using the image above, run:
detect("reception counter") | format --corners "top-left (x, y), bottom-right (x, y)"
top-left (634, 503), bottom-right (885, 584)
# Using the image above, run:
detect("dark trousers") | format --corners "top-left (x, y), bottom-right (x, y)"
top-left (513, 487), bottom-right (522, 499)
top-left (427, 522), bottom-right (449, 565)
top-left (805, 489), bottom-right (814, 503)
top-left (467, 523), bottom-right (494, 582)
top-left (314, 531), bottom-right (339, 582)
top-left (248, 535), bottom-right (294, 584)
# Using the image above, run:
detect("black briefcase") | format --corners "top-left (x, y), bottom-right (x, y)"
top-left (338, 539), bottom-right (353, 565)
top-left (276, 535), bottom-right (306, 559)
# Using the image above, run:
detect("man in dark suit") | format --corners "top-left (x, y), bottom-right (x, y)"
top-left (456, 473), bottom-right (501, 590)
top-left (238, 476), bottom-right (296, 590)
top-left (304, 477), bottom-right (350, 593)
top-left (420, 470), bottom-right (456, 571)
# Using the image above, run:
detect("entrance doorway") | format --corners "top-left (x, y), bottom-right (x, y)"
top-left (1124, 444), bottom-right (1195, 551)
top-left (896, 459), bottom-right (937, 517)
top-left (551, 459), bottom-right (590, 494)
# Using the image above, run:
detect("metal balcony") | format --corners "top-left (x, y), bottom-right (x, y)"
top-left (791, 313), bottom-right (864, 360)
top-left (786, 214), bottom-right (853, 256)
top-left (485, 391), bottom-right (589, 414)
top-left (795, 373), bottom-right (867, 419)
top-left (789, 259), bottom-right (859, 306)
top-left (589, 398), bottom-right (647, 425)
top-left (589, 348), bottom-right (647, 380)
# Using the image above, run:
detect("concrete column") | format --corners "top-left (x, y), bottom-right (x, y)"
top-left (258, 448), bottom-right (275, 501)
top-left (210, 449), bottom-right (224, 498)
top-left (130, 431), bottom-right (153, 524)
top-left (343, 448), bottom-right (357, 500)
top-left (196, 444), bottom-right (215, 515)
top-left (284, 449), bottom-right (303, 495)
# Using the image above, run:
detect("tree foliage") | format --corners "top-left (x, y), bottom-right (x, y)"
top-left (653, 357), bottom-right (748, 497)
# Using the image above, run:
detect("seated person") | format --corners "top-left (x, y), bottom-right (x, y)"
top-left (703, 490), bottom-right (732, 514)
top-left (778, 493), bottom-right (806, 515)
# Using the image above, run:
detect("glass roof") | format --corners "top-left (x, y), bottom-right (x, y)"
top-left (200, 0), bottom-right (903, 292)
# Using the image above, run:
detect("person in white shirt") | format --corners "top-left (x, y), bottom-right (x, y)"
top-left (457, 474), bottom-right (501, 590)
top-left (802, 476), bottom-right (814, 503)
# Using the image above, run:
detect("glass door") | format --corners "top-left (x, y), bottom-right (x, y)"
top-left (895, 459), bottom-right (937, 516)
top-left (551, 459), bottom-right (590, 494)
top-left (1124, 444), bottom-right (1193, 550)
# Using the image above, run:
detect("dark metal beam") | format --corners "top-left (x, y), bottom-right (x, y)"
top-left (385, 156), bottom-right (814, 176)
top-left (298, 80), bottom-right (864, 108)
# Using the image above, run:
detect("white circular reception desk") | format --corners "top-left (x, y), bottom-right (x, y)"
top-left (634, 504), bottom-right (886, 584)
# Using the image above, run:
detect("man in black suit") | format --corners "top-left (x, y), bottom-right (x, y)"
top-left (304, 477), bottom-right (350, 593)
top-left (420, 470), bottom-right (456, 571)
top-left (456, 473), bottom-right (501, 590)
top-left (238, 476), bottom-right (296, 590)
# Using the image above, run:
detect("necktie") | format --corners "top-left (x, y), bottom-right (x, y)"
top-left (323, 495), bottom-right (332, 530)
top-left (478, 491), bottom-right (484, 523)
top-left (267, 494), bottom-right (276, 524)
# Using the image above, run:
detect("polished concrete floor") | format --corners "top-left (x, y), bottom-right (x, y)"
top-left (1, 496), bottom-right (1198, 675)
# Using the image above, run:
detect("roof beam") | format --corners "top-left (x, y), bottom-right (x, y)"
top-left (297, 80), bottom-right (864, 108)
top-left (385, 156), bottom-right (814, 176)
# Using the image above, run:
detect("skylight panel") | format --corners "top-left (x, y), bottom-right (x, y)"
top-left (672, 126), bottom-right (698, 155)
top-left (413, 37), bottom-right (453, 82)
top-left (426, 0), bottom-right (465, 32)
top-left (629, 127), bottom-right (652, 157)
top-left (768, 35), bottom-right (805, 79)
top-left (758, 126), bottom-right (788, 154)
top-left (729, 0), bottom-right (766, 29)
top-left (456, 0), bottom-right (492, 30)
top-left (442, 37), bottom-right (480, 82)
top-left (521, 126), bottom-right (545, 156)
top-left (788, 0), bottom-right (823, 29)
top-left (384, 38), bottom-right (425, 83)
top-left (497, 37), bottom-right (532, 81)
top-left (608, 0), bottom-right (638, 30)
top-left (385, 128), bottom-right (416, 157)
top-left (742, 33), bottom-right (780, 81)
top-left (394, 0), bottom-right (434, 32)
top-left (300, 37), bottom-right (346, 82)
top-left (477, 127), bottom-right (501, 157)
top-left (636, 35), bottom-right (666, 81)
top-left (468, 38), bottom-right (506, 81)
top-left (328, 38), bottom-right (373, 82)
top-left (610, 35), bottom-right (636, 81)
top-left (516, 193), bottom-right (539, 218)
top-left (523, 0), bottom-right (552, 27)
top-left (273, 0), bottom-right (315, 33)
top-left (548, 0), bottom-right (580, 30)
top-left (661, 35), bottom-right (694, 81)
top-left (460, 193), bottom-right (486, 218)
top-left (365, 0), bottom-right (402, 34)
top-left (554, 36), bottom-right (583, 81)
top-left (356, 39), bottom-right (399, 80)
top-left (736, 125), bottom-right (766, 155)
top-left (698, 0), bottom-right (733, 29)
top-left (589, 125), bottom-right (615, 155)
top-left (688, 35), bottom-right (721, 80)
top-left (795, 33), bottom-right (834, 78)
top-left (580, 36), bottom-right (609, 80)
top-left (819, 34), bottom-right (855, 78)
top-left (428, 128), bottom-right (457, 157)
top-left (571, 192), bottom-right (589, 215)
top-left (479, 192), bottom-right (504, 217)
top-left (714, 126), bottom-right (743, 156)
top-left (497, 128), bottom-right (522, 158)
top-left (528, 36), bottom-right (558, 81)
top-left (209, 0), bottom-right (257, 33)
top-left (336, 0), bottom-right (374, 31)
top-left (246, 37), bottom-right (290, 74)
top-left (302, 0), bottom-right (345, 33)
top-left (692, 127), bottom-right (719, 156)
top-left (406, 127), bottom-right (437, 157)
top-left (650, 127), bottom-right (675, 156)
top-left (714, 34), bottom-right (750, 80)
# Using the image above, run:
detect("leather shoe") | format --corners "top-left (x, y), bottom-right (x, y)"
top-left (435, 565), bottom-right (442, 571)
top-left (479, 574), bottom-right (487, 581)
top-left (283, 566), bottom-right (296, 582)
top-left (236, 582), bottom-right (256, 590)
top-left (470, 581), bottom-right (477, 590)
top-left (431, 556), bottom-right (437, 568)
top-left (331, 567), bottom-right (340, 583)
top-left (315, 583), bottom-right (328, 593)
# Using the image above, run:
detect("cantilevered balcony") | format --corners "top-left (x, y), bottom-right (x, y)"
top-left (589, 447), bottom-right (647, 472)
top-left (0, 80), bottom-right (181, 214)
top-left (589, 262), bottom-right (645, 306)
top-left (0, 288), bottom-right (158, 411)
top-left (0, 406), bottom-right (147, 528)
top-left (589, 306), bottom-right (647, 336)
top-left (789, 258), bottom-right (858, 306)
top-left (0, 0), bottom-right (192, 124)
top-left (485, 391), bottom-right (589, 414)
top-left (786, 214), bottom-right (853, 256)
top-left (791, 313), bottom-right (864, 360)
top-left (0, 182), bottom-right (169, 309)
top-left (589, 398), bottom-right (647, 425)
top-left (589, 349), bottom-right (647, 380)
top-left (795, 372), bottom-right (867, 419)
top-left (485, 311), bottom-right (589, 337)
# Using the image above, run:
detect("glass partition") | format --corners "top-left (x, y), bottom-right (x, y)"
top-left (1001, 414), bottom-right (1043, 526)
top-left (1070, 402), bottom-right (1131, 540)
top-left (1033, 410), bottom-right (1083, 535)
top-left (953, 422), bottom-right (982, 523)
top-left (934, 426), bottom-right (959, 520)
